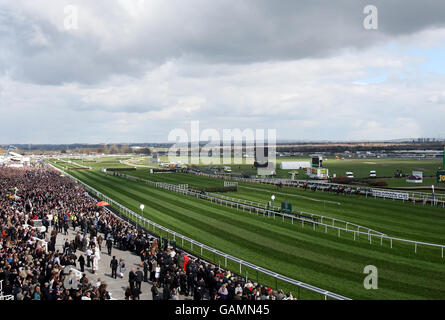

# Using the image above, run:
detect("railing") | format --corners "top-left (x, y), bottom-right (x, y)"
top-left (0, 280), bottom-right (14, 300)
top-left (49, 163), bottom-right (351, 300)
top-left (273, 178), bottom-right (445, 204)
top-left (188, 171), bottom-right (445, 205)
top-left (206, 191), bottom-right (385, 236)
top-left (112, 171), bottom-right (387, 238)
top-left (110, 170), bottom-right (445, 259)
top-left (49, 162), bottom-right (445, 298)
top-left (56, 158), bottom-right (92, 170)
top-left (32, 236), bottom-right (48, 252)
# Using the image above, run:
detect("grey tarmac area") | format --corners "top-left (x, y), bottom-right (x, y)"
top-left (50, 225), bottom-right (193, 300)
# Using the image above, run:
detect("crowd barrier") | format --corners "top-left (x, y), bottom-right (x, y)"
top-left (188, 171), bottom-right (445, 206)
top-left (0, 280), bottom-right (14, 300)
top-left (111, 170), bottom-right (445, 259)
top-left (110, 171), bottom-right (387, 237)
top-left (56, 158), bottom-right (92, 170)
top-left (49, 162), bottom-right (445, 300)
top-left (48, 163), bottom-right (351, 300)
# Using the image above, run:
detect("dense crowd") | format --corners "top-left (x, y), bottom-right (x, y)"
top-left (0, 167), bottom-right (113, 300)
top-left (0, 166), bottom-right (296, 301)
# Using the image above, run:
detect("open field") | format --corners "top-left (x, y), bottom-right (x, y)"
top-left (121, 171), bottom-right (445, 244)
top-left (47, 157), bottom-right (445, 300)
top-left (321, 158), bottom-right (441, 181)
top-left (156, 156), bottom-right (443, 188)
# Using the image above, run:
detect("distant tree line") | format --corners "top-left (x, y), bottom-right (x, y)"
top-left (17, 144), bottom-right (153, 155)
top-left (276, 142), bottom-right (445, 153)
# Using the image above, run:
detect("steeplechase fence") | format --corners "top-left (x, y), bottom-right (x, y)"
top-left (112, 172), bottom-right (388, 236)
top-left (188, 171), bottom-right (445, 207)
top-left (224, 181), bottom-right (238, 187)
top-left (49, 163), bottom-right (351, 300)
top-left (110, 171), bottom-right (445, 259)
top-left (49, 162), bottom-right (445, 299)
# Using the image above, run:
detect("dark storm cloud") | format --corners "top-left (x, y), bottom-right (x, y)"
top-left (0, 6), bottom-right (148, 85)
top-left (1, 0), bottom-right (445, 85)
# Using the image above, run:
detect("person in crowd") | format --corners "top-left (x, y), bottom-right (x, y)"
top-left (0, 165), bottom-right (294, 302)
top-left (110, 256), bottom-right (118, 279)
top-left (78, 254), bottom-right (85, 273)
top-left (85, 247), bottom-right (92, 268)
top-left (92, 254), bottom-right (98, 274)
top-left (129, 268), bottom-right (136, 292)
top-left (171, 288), bottom-right (180, 300)
top-left (218, 283), bottom-right (229, 300)
top-left (135, 267), bottom-right (143, 292)
top-left (106, 237), bottom-right (113, 255)
top-left (97, 235), bottom-right (103, 252)
top-left (119, 258), bottom-right (126, 279)
top-left (94, 245), bottom-right (101, 262)
top-left (143, 259), bottom-right (149, 282)
top-left (162, 282), bottom-right (171, 300)
top-left (151, 283), bottom-right (159, 300)
top-left (124, 286), bottom-right (132, 300)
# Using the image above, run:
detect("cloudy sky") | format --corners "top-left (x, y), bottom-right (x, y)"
top-left (1, 0), bottom-right (445, 144)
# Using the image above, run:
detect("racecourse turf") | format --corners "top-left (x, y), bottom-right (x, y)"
top-left (48, 159), bottom-right (445, 300)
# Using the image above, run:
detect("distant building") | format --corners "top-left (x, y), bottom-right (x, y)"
top-left (280, 161), bottom-right (311, 170)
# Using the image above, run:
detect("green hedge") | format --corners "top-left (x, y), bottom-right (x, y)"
top-left (192, 186), bottom-right (238, 193)
top-left (152, 168), bottom-right (176, 173)
top-left (331, 177), bottom-right (388, 187)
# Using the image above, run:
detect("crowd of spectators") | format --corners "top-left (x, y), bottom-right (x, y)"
top-left (0, 166), bottom-right (113, 300)
top-left (0, 166), bottom-right (296, 301)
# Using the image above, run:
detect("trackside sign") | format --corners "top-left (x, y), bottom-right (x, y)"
top-left (372, 189), bottom-right (409, 200)
top-left (437, 171), bottom-right (445, 183)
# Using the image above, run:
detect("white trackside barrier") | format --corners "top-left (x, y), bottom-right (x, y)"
top-left (48, 163), bottom-right (351, 300)
top-left (104, 169), bottom-right (445, 259)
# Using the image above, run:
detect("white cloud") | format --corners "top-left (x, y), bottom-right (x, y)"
top-left (1, 1), bottom-right (445, 143)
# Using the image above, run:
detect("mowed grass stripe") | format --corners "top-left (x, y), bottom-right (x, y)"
top-left (243, 181), bottom-right (445, 221)
top-left (234, 185), bottom-right (445, 230)
top-left (67, 169), bottom-right (444, 298)
top-left (56, 164), bottom-right (445, 298)
top-left (118, 178), bottom-right (445, 299)
top-left (72, 170), bottom-right (382, 298)
top-left (129, 171), bottom-right (223, 189)
top-left (130, 171), bottom-right (445, 242)
top-left (105, 174), bottom-right (445, 299)
top-left (232, 189), bottom-right (445, 241)
top-left (230, 184), bottom-right (445, 243)
top-left (121, 172), bottom-right (445, 273)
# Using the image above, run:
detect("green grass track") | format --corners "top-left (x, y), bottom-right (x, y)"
top-left (48, 161), bottom-right (445, 300)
